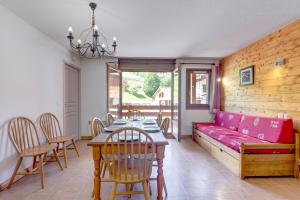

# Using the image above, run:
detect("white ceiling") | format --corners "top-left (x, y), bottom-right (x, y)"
top-left (1, 0), bottom-right (300, 58)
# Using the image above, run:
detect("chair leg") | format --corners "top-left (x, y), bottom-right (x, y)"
top-left (91, 190), bottom-right (94, 198)
top-left (129, 183), bottom-right (134, 198)
top-left (99, 160), bottom-right (104, 175)
top-left (147, 180), bottom-right (152, 196)
top-left (72, 139), bottom-right (80, 157)
top-left (32, 156), bottom-right (37, 169)
top-left (39, 155), bottom-right (45, 189)
top-left (7, 157), bottom-right (23, 189)
top-left (125, 184), bottom-right (130, 198)
top-left (102, 163), bottom-right (107, 178)
top-left (62, 142), bottom-right (68, 168)
top-left (110, 183), bottom-right (117, 200)
top-left (43, 153), bottom-right (48, 165)
top-left (53, 149), bottom-right (63, 171)
top-left (163, 176), bottom-right (168, 196)
top-left (142, 181), bottom-right (150, 200)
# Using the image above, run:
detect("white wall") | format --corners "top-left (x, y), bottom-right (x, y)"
top-left (0, 4), bottom-right (80, 184)
top-left (80, 58), bottom-right (117, 136)
top-left (176, 58), bottom-right (219, 135)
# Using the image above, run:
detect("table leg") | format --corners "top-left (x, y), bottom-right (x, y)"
top-left (93, 146), bottom-right (101, 200)
top-left (156, 145), bottom-right (165, 200)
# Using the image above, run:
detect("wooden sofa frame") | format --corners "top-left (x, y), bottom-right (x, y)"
top-left (192, 122), bottom-right (300, 179)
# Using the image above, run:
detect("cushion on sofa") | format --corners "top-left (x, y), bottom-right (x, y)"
top-left (194, 125), bottom-right (292, 154)
top-left (214, 111), bottom-right (242, 131)
top-left (195, 123), bottom-right (240, 139)
top-left (238, 115), bottom-right (294, 144)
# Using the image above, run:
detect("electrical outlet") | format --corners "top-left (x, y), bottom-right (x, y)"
top-left (277, 113), bottom-right (284, 118)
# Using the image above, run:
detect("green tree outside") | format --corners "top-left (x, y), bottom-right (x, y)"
top-left (160, 76), bottom-right (171, 87)
top-left (143, 73), bottom-right (161, 97)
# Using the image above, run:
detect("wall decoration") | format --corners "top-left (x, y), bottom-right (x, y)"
top-left (240, 66), bottom-right (254, 86)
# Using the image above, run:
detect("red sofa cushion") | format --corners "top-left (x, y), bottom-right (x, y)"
top-left (214, 111), bottom-right (242, 131)
top-left (238, 115), bottom-right (294, 144)
top-left (195, 123), bottom-right (239, 139)
top-left (195, 123), bottom-right (292, 154)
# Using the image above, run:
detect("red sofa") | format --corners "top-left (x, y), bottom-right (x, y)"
top-left (193, 111), bottom-right (299, 178)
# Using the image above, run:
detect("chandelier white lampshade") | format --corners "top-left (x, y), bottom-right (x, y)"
top-left (66, 2), bottom-right (117, 58)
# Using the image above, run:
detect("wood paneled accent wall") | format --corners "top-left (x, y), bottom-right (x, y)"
top-left (220, 19), bottom-right (300, 131)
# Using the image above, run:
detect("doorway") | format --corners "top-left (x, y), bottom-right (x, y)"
top-left (64, 64), bottom-right (80, 140)
top-left (107, 60), bottom-right (181, 140)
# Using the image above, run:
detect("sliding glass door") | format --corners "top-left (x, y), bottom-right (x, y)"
top-left (172, 67), bottom-right (181, 141)
top-left (107, 66), bottom-right (122, 118)
top-left (106, 59), bottom-right (181, 141)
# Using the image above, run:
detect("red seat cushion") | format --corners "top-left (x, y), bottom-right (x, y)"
top-left (238, 115), bottom-right (294, 144)
top-left (195, 123), bottom-right (239, 139)
top-left (195, 123), bottom-right (292, 154)
top-left (214, 111), bottom-right (242, 131)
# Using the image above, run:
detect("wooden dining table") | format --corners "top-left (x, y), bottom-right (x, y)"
top-left (87, 119), bottom-right (169, 200)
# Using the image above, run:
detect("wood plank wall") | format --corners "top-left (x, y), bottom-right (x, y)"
top-left (220, 19), bottom-right (300, 132)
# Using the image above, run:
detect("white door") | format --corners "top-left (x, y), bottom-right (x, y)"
top-left (64, 64), bottom-right (80, 140)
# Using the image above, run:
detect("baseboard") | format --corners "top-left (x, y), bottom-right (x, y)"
top-left (0, 184), bottom-right (6, 192)
top-left (165, 133), bottom-right (175, 139)
top-left (80, 135), bottom-right (93, 140)
top-left (181, 135), bottom-right (192, 139)
top-left (0, 166), bottom-right (32, 192)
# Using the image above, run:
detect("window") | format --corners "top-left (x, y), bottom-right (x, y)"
top-left (186, 69), bottom-right (211, 109)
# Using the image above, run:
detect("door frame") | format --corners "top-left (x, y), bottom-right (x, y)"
top-left (106, 64), bottom-right (123, 118)
top-left (172, 66), bottom-right (182, 141)
top-left (105, 61), bottom-right (182, 140)
top-left (63, 62), bottom-right (81, 140)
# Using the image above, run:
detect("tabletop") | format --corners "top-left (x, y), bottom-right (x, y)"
top-left (87, 119), bottom-right (169, 146)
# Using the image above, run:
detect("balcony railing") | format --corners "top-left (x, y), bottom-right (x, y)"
top-left (109, 104), bottom-right (174, 118)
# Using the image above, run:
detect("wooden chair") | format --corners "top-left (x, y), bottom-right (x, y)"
top-left (40, 113), bottom-right (79, 168)
top-left (156, 112), bottom-right (163, 127)
top-left (103, 127), bottom-right (155, 200)
top-left (125, 110), bottom-right (145, 120)
top-left (91, 117), bottom-right (107, 198)
top-left (91, 117), bottom-right (108, 177)
top-left (91, 117), bottom-right (105, 137)
top-left (160, 117), bottom-right (170, 136)
top-left (147, 117), bottom-right (170, 196)
top-left (107, 113), bottom-right (115, 126)
top-left (125, 110), bottom-right (133, 119)
top-left (7, 117), bottom-right (63, 189)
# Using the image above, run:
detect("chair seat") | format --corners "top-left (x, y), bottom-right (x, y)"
top-left (109, 158), bottom-right (152, 183)
top-left (20, 143), bottom-right (57, 157)
top-left (133, 154), bottom-right (156, 160)
top-left (48, 136), bottom-right (73, 143)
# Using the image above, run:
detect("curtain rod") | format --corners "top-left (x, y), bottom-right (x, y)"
top-left (106, 61), bottom-right (215, 65)
top-left (179, 62), bottom-right (215, 65)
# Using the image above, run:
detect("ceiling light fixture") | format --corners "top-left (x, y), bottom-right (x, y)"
top-left (67, 2), bottom-right (117, 58)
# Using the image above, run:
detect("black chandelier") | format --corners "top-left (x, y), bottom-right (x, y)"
top-left (67, 2), bottom-right (117, 58)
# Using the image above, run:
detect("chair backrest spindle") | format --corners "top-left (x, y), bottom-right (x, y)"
top-left (103, 127), bottom-right (155, 183)
top-left (91, 117), bottom-right (105, 137)
top-left (156, 112), bottom-right (163, 127)
top-left (107, 113), bottom-right (115, 126)
top-left (40, 113), bottom-right (63, 141)
top-left (8, 117), bottom-right (41, 154)
top-left (160, 118), bottom-right (170, 136)
top-left (125, 110), bottom-right (145, 120)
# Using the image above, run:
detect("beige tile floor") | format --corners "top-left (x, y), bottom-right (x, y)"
top-left (1, 138), bottom-right (300, 200)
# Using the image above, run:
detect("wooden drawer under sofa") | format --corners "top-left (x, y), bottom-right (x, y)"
top-left (193, 127), bottom-right (299, 179)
